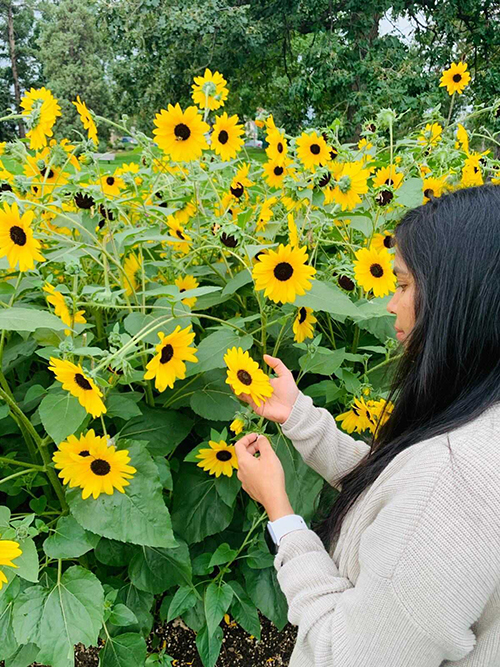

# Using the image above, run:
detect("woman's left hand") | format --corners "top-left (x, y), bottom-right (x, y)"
top-left (234, 433), bottom-right (293, 519)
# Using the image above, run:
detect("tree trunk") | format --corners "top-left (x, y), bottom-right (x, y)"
top-left (7, 0), bottom-right (25, 137)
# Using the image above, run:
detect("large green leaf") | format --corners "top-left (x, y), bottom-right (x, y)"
top-left (43, 515), bottom-right (100, 559)
top-left (184, 329), bottom-right (253, 377)
top-left (67, 440), bottom-right (177, 548)
top-left (115, 584), bottom-right (154, 637)
top-left (195, 624), bottom-right (223, 667)
top-left (208, 543), bottom-right (238, 569)
top-left (38, 392), bottom-right (87, 445)
top-left (0, 576), bottom-right (20, 661)
top-left (227, 580), bottom-right (261, 640)
top-left (4, 642), bottom-right (39, 667)
top-left (204, 581), bottom-right (233, 637)
top-left (119, 405), bottom-right (193, 456)
top-left (15, 566), bottom-right (104, 667)
top-left (0, 308), bottom-right (67, 333)
top-left (293, 280), bottom-right (359, 322)
top-left (166, 586), bottom-right (198, 623)
top-left (11, 537), bottom-right (38, 584)
top-left (298, 346), bottom-right (346, 376)
top-left (396, 176), bottom-right (424, 208)
top-left (128, 540), bottom-right (192, 594)
top-left (98, 631), bottom-right (147, 667)
top-left (171, 465), bottom-right (234, 544)
top-left (189, 369), bottom-right (239, 421)
top-left (241, 561), bottom-right (288, 631)
top-left (94, 538), bottom-right (136, 567)
top-left (221, 269), bottom-right (252, 296)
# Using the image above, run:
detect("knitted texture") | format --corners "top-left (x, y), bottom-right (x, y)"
top-left (273, 390), bottom-right (500, 666)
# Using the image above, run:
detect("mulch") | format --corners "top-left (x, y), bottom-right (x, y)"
top-left (0, 612), bottom-right (297, 666)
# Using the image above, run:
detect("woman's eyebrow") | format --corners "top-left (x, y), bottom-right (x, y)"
top-left (393, 265), bottom-right (408, 275)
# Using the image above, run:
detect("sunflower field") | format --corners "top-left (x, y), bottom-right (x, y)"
top-left (0, 64), bottom-right (499, 667)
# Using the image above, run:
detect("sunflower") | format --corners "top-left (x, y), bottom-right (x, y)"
top-left (461, 163), bottom-right (483, 187)
top-left (195, 439), bottom-right (238, 478)
top-left (372, 165), bottom-right (404, 190)
top-left (262, 158), bottom-right (293, 189)
top-left (165, 216), bottom-right (193, 255)
top-left (365, 398), bottom-right (394, 434)
top-left (214, 192), bottom-right (240, 220)
top-left (153, 103), bottom-right (209, 162)
top-left (256, 196), bottom-right (278, 232)
top-left (115, 162), bottom-right (143, 186)
top-left (281, 195), bottom-right (308, 213)
top-left (48, 357), bottom-right (106, 418)
top-left (295, 131), bottom-right (330, 170)
top-left (24, 150), bottom-right (69, 194)
top-left (417, 123), bottom-right (442, 148)
top-left (211, 112), bottom-right (244, 161)
top-left (293, 307), bottom-right (317, 343)
top-left (72, 96), bottom-right (98, 144)
top-left (20, 87), bottom-right (61, 151)
top-left (56, 432), bottom-right (137, 500)
top-left (422, 175), bottom-right (448, 203)
top-left (230, 163), bottom-right (254, 200)
top-left (52, 429), bottom-right (108, 482)
top-left (326, 161), bottom-right (370, 211)
top-left (370, 231), bottom-right (394, 254)
top-left (191, 69), bottom-right (229, 111)
top-left (335, 396), bottom-right (374, 434)
top-left (266, 127), bottom-right (288, 165)
top-left (224, 347), bottom-right (274, 408)
top-left (43, 282), bottom-right (86, 336)
top-left (0, 536), bottom-right (22, 590)
top-left (439, 61), bottom-right (471, 96)
top-left (287, 212), bottom-right (299, 247)
top-left (353, 246), bottom-right (396, 297)
top-left (455, 123), bottom-right (469, 154)
top-left (144, 325), bottom-right (198, 392)
top-left (98, 172), bottom-right (125, 198)
top-left (229, 418), bottom-right (245, 435)
top-left (174, 274), bottom-right (199, 308)
top-left (0, 201), bottom-right (44, 271)
top-left (123, 252), bottom-right (142, 296)
top-left (252, 243), bottom-right (316, 304)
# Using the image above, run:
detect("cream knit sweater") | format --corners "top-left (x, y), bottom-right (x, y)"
top-left (274, 390), bottom-right (500, 666)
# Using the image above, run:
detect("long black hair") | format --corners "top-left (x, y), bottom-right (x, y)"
top-left (312, 183), bottom-right (500, 554)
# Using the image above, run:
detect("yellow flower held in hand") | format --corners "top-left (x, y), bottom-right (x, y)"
top-left (230, 418), bottom-right (245, 435)
top-left (195, 439), bottom-right (239, 478)
top-left (224, 346), bottom-right (273, 408)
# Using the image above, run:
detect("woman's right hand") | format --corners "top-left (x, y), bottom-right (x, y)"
top-left (234, 354), bottom-right (300, 424)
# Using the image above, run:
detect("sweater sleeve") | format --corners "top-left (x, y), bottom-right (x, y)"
top-left (273, 442), bottom-right (500, 666)
top-left (281, 390), bottom-right (371, 489)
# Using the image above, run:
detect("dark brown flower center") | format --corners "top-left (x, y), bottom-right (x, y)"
top-left (423, 188), bottom-right (434, 199)
top-left (237, 369), bottom-right (252, 385)
top-left (74, 373), bottom-right (92, 390)
top-left (160, 344), bottom-right (174, 364)
top-left (338, 275), bottom-right (355, 291)
top-left (385, 178), bottom-right (394, 186)
top-left (40, 165), bottom-right (54, 179)
top-left (79, 450), bottom-right (91, 457)
top-left (218, 130), bottom-right (229, 144)
top-left (221, 232), bottom-right (238, 248)
top-left (0, 183), bottom-right (12, 193)
top-left (383, 235), bottom-right (393, 249)
top-left (106, 176), bottom-right (115, 186)
top-left (310, 143), bottom-right (320, 155)
top-left (375, 190), bottom-right (394, 206)
top-left (174, 123), bottom-right (191, 140)
top-left (273, 261), bottom-right (293, 281)
top-left (90, 459), bottom-right (111, 476)
top-left (298, 307), bottom-right (307, 323)
top-left (74, 192), bottom-right (95, 209)
top-left (9, 225), bottom-right (26, 246)
top-left (99, 204), bottom-right (114, 221)
top-left (230, 183), bottom-right (244, 198)
top-left (277, 142), bottom-right (284, 153)
top-left (176, 229), bottom-right (185, 239)
top-left (370, 263), bottom-right (384, 278)
top-left (318, 171), bottom-right (331, 187)
top-left (273, 165), bottom-right (284, 176)
top-left (216, 450), bottom-right (233, 461)
top-left (453, 73), bottom-right (462, 83)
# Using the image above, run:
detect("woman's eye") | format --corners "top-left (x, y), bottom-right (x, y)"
top-left (396, 283), bottom-right (407, 291)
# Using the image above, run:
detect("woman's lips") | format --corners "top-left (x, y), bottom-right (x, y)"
top-left (396, 330), bottom-right (404, 340)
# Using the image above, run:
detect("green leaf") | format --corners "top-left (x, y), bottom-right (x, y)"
top-left (241, 561), bottom-right (288, 631)
top-left (0, 308), bottom-right (67, 333)
top-left (4, 642), bottom-right (39, 667)
top-left (0, 576), bottom-right (20, 661)
top-left (221, 270), bottom-right (252, 296)
top-left (184, 329), bottom-right (253, 377)
top-left (227, 580), bottom-right (261, 640)
top-left (95, 538), bottom-right (136, 567)
top-left (208, 543), bottom-right (238, 569)
top-left (106, 393), bottom-right (143, 420)
top-left (298, 346), bottom-right (346, 376)
top-left (189, 369), bottom-right (239, 421)
top-left (98, 632), bottom-right (147, 667)
top-left (171, 465), bottom-right (234, 544)
top-left (204, 582), bottom-right (233, 637)
top-left (153, 456), bottom-right (172, 490)
top-left (108, 604), bottom-right (138, 627)
top-left (396, 176), bottom-right (423, 208)
top-left (115, 584), bottom-right (154, 637)
top-left (214, 473), bottom-right (240, 508)
top-left (128, 540), bottom-right (192, 595)
top-left (23, 566), bottom-right (104, 667)
top-left (195, 624), bottom-right (223, 667)
top-left (11, 537), bottom-right (38, 584)
top-left (38, 392), bottom-right (87, 445)
top-left (67, 440), bottom-right (177, 548)
top-left (11, 584), bottom-right (46, 647)
top-left (167, 586), bottom-right (198, 623)
top-left (293, 280), bottom-right (359, 322)
top-left (119, 405), bottom-right (193, 456)
top-left (245, 535), bottom-right (275, 570)
top-left (302, 380), bottom-right (341, 406)
top-left (43, 515), bottom-right (100, 559)
top-left (334, 367), bottom-right (362, 394)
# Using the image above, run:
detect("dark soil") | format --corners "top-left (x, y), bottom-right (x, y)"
top-left (0, 612), bottom-right (297, 666)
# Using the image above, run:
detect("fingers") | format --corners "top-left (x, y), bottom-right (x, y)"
top-left (237, 392), bottom-right (260, 413)
top-left (263, 354), bottom-right (290, 378)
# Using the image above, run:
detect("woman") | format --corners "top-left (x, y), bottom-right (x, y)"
top-left (232, 184), bottom-right (500, 666)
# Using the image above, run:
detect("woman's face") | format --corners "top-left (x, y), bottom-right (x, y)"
top-left (386, 249), bottom-right (416, 344)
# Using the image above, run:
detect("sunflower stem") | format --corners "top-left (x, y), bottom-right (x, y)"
top-left (446, 92), bottom-right (456, 127)
top-left (0, 456), bottom-right (45, 470)
top-left (0, 468), bottom-right (35, 487)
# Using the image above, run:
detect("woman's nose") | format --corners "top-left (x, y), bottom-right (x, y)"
top-left (386, 293), bottom-right (397, 315)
